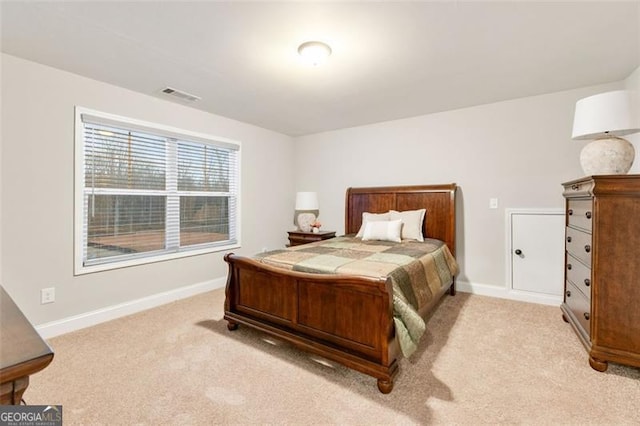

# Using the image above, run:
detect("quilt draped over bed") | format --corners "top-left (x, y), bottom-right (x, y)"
top-left (254, 236), bottom-right (459, 357)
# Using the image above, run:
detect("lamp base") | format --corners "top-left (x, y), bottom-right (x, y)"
top-left (580, 136), bottom-right (635, 175)
top-left (296, 212), bottom-right (317, 232)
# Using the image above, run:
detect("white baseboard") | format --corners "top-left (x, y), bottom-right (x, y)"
top-left (456, 280), bottom-right (562, 307)
top-left (35, 277), bottom-right (559, 339)
top-left (36, 277), bottom-right (227, 339)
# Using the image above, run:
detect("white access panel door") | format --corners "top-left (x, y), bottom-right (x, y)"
top-left (510, 212), bottom-right (565, 296)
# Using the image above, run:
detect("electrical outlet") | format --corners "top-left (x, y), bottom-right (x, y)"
top-left (41, 287), bottom-right (55, 304)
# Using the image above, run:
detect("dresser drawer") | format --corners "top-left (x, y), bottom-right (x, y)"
top-left (565, 281), bottom-right (591, 337)
top-left (566, 227), bottom-right (592, 267)
top-left (566, 253), bottom-right (591, 299)
top-left (567, 199), bottom-right (593, 232)
top-left (563, 180), bottom-right (595, 198)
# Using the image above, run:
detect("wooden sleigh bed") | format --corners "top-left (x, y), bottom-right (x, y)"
top-left (224, 184), bottom-right (457, 393)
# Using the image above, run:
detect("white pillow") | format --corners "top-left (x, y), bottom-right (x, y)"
top-left (355, 211), bottom-right (391, 238)
top-left (390, 209), bottom-right (426, 241)
top-left (362, 219), bottom-right (402, 243)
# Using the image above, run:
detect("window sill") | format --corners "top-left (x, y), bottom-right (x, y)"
top-left (74, 242), bottom-right (241, 275)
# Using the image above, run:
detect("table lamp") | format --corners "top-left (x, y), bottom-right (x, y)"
top-left (572, 90), bottom-right (640, 175)
top-left (294, 192), bottom-right (319, 232)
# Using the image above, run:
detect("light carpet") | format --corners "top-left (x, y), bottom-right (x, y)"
top-left (26, 289), bottom-right (640, 425)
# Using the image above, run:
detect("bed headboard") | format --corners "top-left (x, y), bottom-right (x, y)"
top-left (345, 184), bottom-right (457, 255)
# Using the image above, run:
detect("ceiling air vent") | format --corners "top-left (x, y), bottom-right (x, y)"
top-left (161, 87), bottom-right (201, 102)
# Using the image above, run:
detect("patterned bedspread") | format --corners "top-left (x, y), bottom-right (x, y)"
top-left (255, 236), bottom-right (459, 357)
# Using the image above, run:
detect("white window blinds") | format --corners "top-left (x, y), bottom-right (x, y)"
top-left (76, 109), bottom-right (240, 273)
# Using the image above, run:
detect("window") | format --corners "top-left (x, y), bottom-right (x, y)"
top-left (75, 107), bottom-right (240, 274)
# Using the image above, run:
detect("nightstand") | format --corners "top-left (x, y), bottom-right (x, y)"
top-left (287, 230), bottom-right (336, 246)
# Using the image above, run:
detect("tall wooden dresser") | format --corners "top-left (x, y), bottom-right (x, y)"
top-left (561, 175), bottom-right (640, 372)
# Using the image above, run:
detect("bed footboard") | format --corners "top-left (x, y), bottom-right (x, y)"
top-left (223, 253), bottom-right (399, 393)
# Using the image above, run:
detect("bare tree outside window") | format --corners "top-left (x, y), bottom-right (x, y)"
top-left (77, 110), bottom-right (239, 272)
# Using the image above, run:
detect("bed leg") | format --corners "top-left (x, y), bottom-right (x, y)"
top-left (226, 320), bottom-right (239, 331)
top-left (449, 281), bottom-right (456, 296)
top-left (377, 378), bottom-right (393, 394)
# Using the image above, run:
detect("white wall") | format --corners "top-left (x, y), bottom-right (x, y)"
top-left (1, 54), bottom-right (295, 326)
top-left (625, 65), bottom-right (640, 173)
top-left (293, 82), bottom-right (622, 297)
top-left (1, 51), bottom-right (636, 328)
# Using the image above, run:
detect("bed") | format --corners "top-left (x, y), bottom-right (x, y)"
top-left (223, 184), bottom-right (458, 393)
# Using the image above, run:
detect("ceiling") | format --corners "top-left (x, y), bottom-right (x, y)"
top-left (1, 1), bottom-right (639, 136)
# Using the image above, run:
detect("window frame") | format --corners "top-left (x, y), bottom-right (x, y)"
top-left (74, 106), bottom-right (241, 275)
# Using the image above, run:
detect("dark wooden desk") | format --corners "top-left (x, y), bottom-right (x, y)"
top-left (0, 286), bottom-right (54, 404)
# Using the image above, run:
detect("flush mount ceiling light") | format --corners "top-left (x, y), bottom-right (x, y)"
top-left (298, 41), bottom-right (332, 66)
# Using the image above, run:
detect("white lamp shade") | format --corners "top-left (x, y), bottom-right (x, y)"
top-left (295, 192), bottom-right (319, 210)
top-left (572, 90), bottom-right (640, 140)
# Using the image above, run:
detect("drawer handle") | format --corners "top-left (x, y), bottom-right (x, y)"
top-left (567, 236), bottom-right (572, 243)
top-left (567, 264), bottom-right (572, 270)
top-left (584, 245), bottom-right (591, 253)
top-left (572, 184), bottom-right (580, 191)
top-left (566, 290), bottom-right (571, 297)
top-left (584, 312), bottom-right (590, 321)
top-left (568, 209), bottom-right (573, 216)
top-left (585, 211), bottom-right (592, 219)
